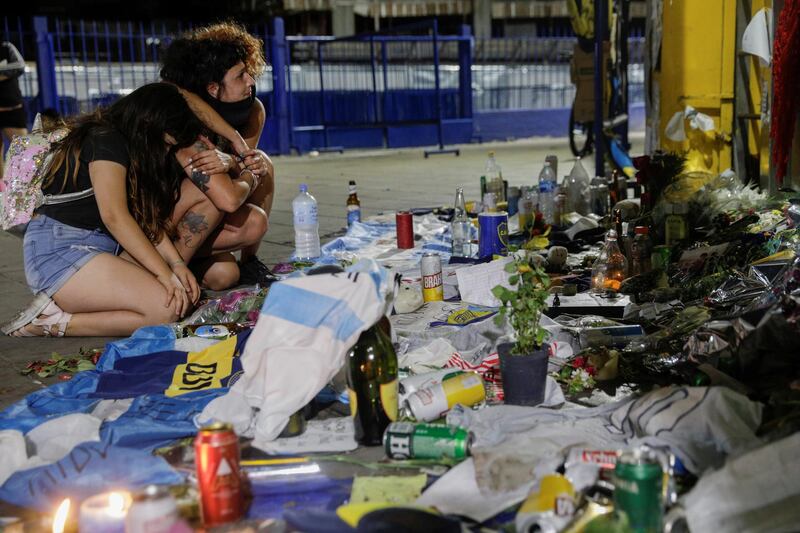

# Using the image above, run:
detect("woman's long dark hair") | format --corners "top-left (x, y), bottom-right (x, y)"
top-left (43, 83), bottom-right (205, 241)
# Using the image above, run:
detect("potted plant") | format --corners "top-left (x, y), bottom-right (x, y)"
top-left (492, 254), bottom-right (551, 406)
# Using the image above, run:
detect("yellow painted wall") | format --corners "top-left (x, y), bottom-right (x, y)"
top-left (658, 0), bottom-right (736, 174)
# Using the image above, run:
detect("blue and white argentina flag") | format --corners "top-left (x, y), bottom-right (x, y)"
top-left (201, 258), bottom-right (392, 445)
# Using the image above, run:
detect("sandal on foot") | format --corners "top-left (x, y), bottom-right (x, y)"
top-left (2, 293), bottom-right (54, 335)
top-left (4, 300), bottom-right (72, 337)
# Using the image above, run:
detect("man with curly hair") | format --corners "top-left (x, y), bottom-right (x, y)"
top-left (160, 22), bottom-right (277, 289)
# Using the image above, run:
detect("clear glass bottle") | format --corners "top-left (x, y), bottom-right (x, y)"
top-left (451, 187), bottom-right (471, 257)
top-left (591, 230), bottom-right (628, 293)
top-left (565, 158), bottom-right (591, 215)
top-left (517, 186), bottom-right (535, 233)
top-left (484, 151), bottom-right (505, 203)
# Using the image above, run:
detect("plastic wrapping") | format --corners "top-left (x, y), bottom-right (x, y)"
top-left (181, 286), bottom-right (267, 325)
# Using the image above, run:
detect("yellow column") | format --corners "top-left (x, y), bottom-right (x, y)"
top-left (658, 0), bottom-right (737, 174)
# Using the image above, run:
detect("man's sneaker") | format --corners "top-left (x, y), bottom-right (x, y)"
top-left (238, 256), bottom-right (279, 286)
top-left (2, 292), bottom-right (54, 336)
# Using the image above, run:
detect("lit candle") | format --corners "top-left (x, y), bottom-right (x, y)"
top-left (78, 491), bottom-right (132, 533)
top-left (52, 498), bottom-right (71, 533)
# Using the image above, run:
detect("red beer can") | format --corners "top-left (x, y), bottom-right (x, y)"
top-left (194, 423), bottom-right (243, 526)
top-left (396, 211), bottom-right (414, 249)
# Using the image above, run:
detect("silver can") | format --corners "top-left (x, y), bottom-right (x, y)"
top-left (421, 252), bottom-right (443, 302)
top-left (125, 485), bottom-right (179, 533)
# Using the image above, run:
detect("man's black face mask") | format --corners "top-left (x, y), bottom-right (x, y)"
top-left (208, 89), bottom-right (255, 130)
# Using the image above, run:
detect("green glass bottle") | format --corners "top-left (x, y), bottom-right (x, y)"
top-left (346, 317), bottom-right (399, 446)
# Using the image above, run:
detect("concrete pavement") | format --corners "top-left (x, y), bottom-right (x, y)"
top-left (0, 134), bottom-right (643, 409)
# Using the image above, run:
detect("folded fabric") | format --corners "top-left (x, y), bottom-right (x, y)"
top-left (201, 260), bottom-right (391, 443)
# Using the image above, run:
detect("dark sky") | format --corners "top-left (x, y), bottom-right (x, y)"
top-left (8, 0), bottom-right (282, 22)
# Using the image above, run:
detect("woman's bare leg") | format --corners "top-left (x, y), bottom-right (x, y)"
top-left (190, 252), bottom-right (240, 291)
top-left (171, 178), bottom-right (224, 262)
top-left (51, 253), bottom-right (179, 336)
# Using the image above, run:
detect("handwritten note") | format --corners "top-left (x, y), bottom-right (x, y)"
top-left (455, 258), bottom-right (513, 307)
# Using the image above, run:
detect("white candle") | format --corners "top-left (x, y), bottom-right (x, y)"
top-left (78, 491), bottom-right (132, 533)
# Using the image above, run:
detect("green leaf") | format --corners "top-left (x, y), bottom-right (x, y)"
top-left (76, 360), bottom-right (96, 372)
top-left (504, 262), bottom-right (517, 273)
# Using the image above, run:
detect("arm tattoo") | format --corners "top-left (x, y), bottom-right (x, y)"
top-left (189, 141), bottom-right (211, 192)
top-left (191, 169), bottom-right (210, 193)
top-left (176, 210), bottom-right (209, 248)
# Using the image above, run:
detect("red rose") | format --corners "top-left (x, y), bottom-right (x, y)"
top-left (572, 356), bottom-right (586, 368)
top-left (586, 365), bottom-right (597, 376)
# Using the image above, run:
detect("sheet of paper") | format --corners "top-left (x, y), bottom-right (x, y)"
top-left (546, 292), bottom-right (631, 309)
top-left (564, 216), bottom-right (599, 241)
top-left (252, 417), bottom-right (358, 454)
top-left (455, 258), bottom-right (513, 307)
top-left (416, 458), bottom-right (528, 522)
top-left (351, 474), bottom-right (428, 504)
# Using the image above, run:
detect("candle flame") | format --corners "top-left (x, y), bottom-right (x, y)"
top-left (108, 491), bottom-right (127, 517)
top-left (52, 498), bottom-right (70, 533)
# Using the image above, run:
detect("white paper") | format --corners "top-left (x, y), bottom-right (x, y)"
top-left (416, 458), bottom-right (529, 522)
top-left (546, 292), bottom-right (632, 312)
top-left (683, 432), bottom-right (800, 533)
top-left (252, 417), bottom-right (358, 454)
top-left (665, 110), bottom-right (687, 141)
top-left (564, 216), bottom-right (599, 241)
top-left (742, 8), bottom-right (773, 66)
top-left (455, 258), bottom-right (513, 307)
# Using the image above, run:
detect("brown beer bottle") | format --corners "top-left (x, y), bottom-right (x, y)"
top-left (346, 318), bottom-right (398, 445)
top-left (346, 180), bottom-right (361, 227)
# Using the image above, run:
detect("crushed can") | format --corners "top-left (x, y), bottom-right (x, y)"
top-left (399, 369), bottom-right (465, 404)
top-left (405, 371), bottom-right (485, 422)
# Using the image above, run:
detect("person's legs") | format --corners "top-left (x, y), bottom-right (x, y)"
top-left (49, 253), bottom-right (178, 336)
top-left (239, 162), bottom-right (274, 261)
top-left (171, 178), bottom-right (225, 262)
top-left (205, 203), bottom-right (268, 256)
top-left (190, 252), bottom-right (240, 291)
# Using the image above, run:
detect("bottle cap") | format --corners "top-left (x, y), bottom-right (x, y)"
top-left (349, 180), bottom-right (356, 185)
top-left (299, 184), bottom-right (308, 193)
top-left (635, 226), bottom-right (649, 235)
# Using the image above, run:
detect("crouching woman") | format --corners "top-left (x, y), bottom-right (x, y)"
top-left (5, 83), bottom-right (206, 337)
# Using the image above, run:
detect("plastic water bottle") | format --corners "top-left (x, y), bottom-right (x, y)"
top-left (293, 183), bottom-right (320, 260)
top-left (451, 187), bottom-right (471, 257)
top-left (538, 161), bottom-right (557, 225)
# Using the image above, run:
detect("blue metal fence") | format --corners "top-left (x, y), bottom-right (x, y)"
top-left (2, 15), bottom-right (645, 155)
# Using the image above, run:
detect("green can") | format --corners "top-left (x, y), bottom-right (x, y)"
top-left (383, 422), bottom-right (471, 461)
top-left (613, 448), bottom-right (663, 533)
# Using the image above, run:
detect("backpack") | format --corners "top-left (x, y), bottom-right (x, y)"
top-left (0, 126), bottom-right (94, 235)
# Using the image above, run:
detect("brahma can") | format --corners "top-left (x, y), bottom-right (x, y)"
top-left (421, 252), bottom-right (444, 302)
top-left (194, 423), bottom-right (243, 526)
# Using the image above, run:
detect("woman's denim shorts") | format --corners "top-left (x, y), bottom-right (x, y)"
top-left (23, 215), bottom-right (120, 296)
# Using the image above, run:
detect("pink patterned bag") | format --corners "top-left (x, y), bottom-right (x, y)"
top-left (0, 128), bottom-right (80, 234)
